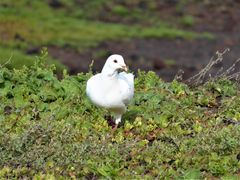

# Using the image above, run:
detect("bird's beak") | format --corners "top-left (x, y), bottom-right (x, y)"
top-left (121, 65), bottom-right (128, 72)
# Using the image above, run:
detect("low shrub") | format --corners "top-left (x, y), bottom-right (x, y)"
top-left (0, 50), bottom-right (239, 178)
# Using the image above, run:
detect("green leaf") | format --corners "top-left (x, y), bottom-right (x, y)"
top-left (182, 169), bottom-right (201, 179)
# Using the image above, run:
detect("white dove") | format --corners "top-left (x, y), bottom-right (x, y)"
top-left (86, 54), bottom-right (134, 127)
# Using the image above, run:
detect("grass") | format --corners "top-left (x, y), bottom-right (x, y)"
top-left (0, 50), bottom-right (239, 179)
top-left (0, 46), bottom-right (65, 71)
top-left (0, 0), bottom-right (213, 70)
top-left (181, 15), bottom-right (195, 27)
top-left (0, 8), bottom-right (207, 50)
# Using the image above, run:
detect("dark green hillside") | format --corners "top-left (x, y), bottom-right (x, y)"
top-left (0, 51), bottom-right (239, 179)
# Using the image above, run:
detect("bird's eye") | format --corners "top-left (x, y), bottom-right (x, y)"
top-left (113, 60), bottom-right (117, 63)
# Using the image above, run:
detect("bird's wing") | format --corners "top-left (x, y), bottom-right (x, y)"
top-left (86, 74), bottom-right (105, 105)
top-left (119, 72), bottom-right (134, 87)
top-left (86, 74), bottom-right (98, 97)
top-left (118, 72), bottom-right (134, 105)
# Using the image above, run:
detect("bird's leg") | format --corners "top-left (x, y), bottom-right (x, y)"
top-left (112, 107), bottom-right (125, 130)
top-left (111, 114), bottom-right (122, 130)
top-left (115, 114), bottom-right (122, 125)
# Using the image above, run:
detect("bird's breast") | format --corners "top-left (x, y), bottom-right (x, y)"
top-left (86, 74), bottom-right (133, 109)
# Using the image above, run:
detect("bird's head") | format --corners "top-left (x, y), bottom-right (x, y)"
top-left (102, 54), bottom-right (128, 75)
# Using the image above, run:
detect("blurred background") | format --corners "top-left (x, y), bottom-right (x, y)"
top-left (0, 0), bottom-right (240, 81)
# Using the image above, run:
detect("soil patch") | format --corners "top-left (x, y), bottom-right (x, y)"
top-left (48, 32), bottom-right (240, 81)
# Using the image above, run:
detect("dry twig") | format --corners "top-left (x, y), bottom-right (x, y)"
top-left (185, 48), bottom-right (240, 86)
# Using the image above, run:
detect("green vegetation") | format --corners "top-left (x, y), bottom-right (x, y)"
top-left (112, 5), bottom-right (130, 16)
top-left (0, 0), bottom-right (212, 70)
top-left (181, 15), bottom-right (195, 27)
top-left (165, 59), bottom-right (176, 67)
top-left (0, 50), bottom-right (239, 179)
top-left (0, 1), bottom-right (204, 50)
top-left (0, 46), bottom-right (65, 71)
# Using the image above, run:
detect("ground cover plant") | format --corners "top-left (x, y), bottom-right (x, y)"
top-left (0, 49), bottom-right (239, 179)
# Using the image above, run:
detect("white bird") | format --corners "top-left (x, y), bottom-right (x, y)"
top-left (86, 54), bottom-right (134, 127)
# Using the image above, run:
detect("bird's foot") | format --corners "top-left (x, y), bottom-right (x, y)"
top-left (112, 123), bottom-right (118, 132)
top-left (105, 115), bottom-right (121, 131)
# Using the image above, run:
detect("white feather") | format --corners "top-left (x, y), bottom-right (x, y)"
top-left (86, 54), bottom-right (134, 125)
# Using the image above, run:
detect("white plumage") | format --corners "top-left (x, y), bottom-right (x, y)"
top-left (86, 54), bottom-right (134, 126)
